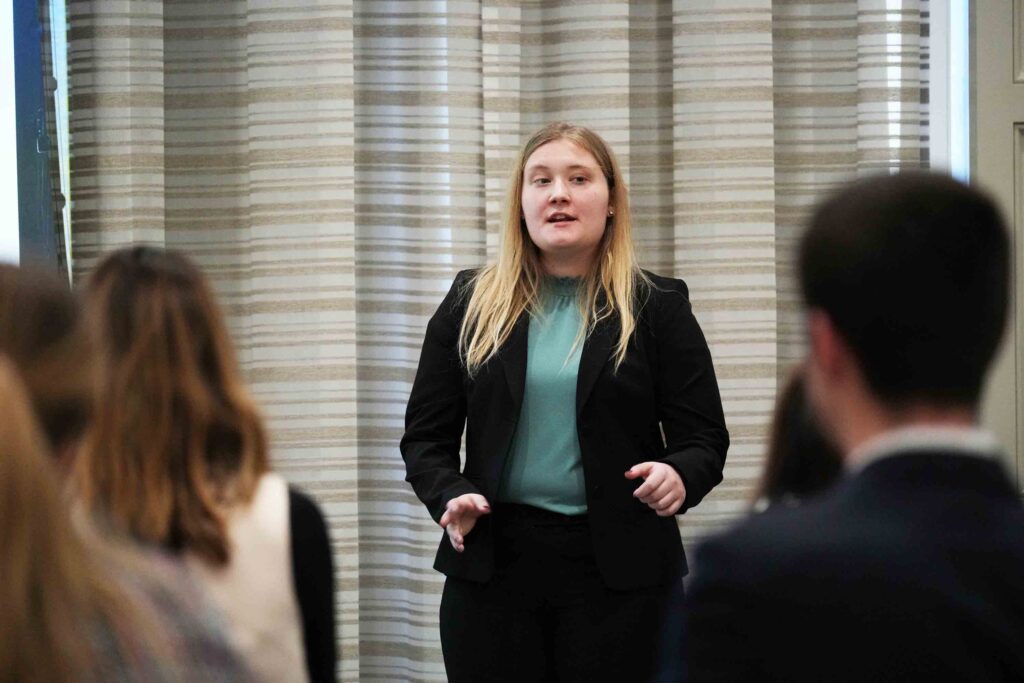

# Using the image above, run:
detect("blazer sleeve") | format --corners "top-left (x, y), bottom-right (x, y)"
top-left (653, 278), bottom-right (729, 512)
top-left (400, 270), bottom-right (482, 523)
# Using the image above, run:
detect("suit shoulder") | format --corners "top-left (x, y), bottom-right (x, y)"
top-left (694, 497), bottom-right (844, 580)
top-left (453, 268), bottom-right (479, 284)
top-left (436, 268), bottom-right (481, 312)
top-left (640, 270), bottom-right (690, 303)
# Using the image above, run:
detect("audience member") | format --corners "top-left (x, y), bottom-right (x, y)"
top-left (0, 264), bottom-right (93, 464)
top-left (750, 365), bottom-right (842, 509)
top-left (685, 172), bottom-right (1024, 681)
top-left (75, 247), bottom-right (336, 683)
top-left (0, 357), bottom-right (248, 682)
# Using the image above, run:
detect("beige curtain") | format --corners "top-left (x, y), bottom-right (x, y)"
top-left (68, 1), bottom-right (928, 679)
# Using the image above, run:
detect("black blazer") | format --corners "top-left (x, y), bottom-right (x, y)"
top-left (685, 449), bottom-right (1024, 682)
top-left (401, 269), bottom-right (729, 590)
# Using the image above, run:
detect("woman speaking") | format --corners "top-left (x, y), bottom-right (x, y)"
top-left (401, 122), bottom-right (728, 682)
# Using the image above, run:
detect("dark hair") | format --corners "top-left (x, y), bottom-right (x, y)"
top-left (753, 367), bottom-right (842, 504)
top-left (77, 246), bottom-right (269, 566)
top-left (798, 172), bottom-right (1009, 408)
top-left (0, 264), bottom-right (94, 453)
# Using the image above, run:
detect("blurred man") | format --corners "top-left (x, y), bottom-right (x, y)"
top-left (684, 173), bottom-right (1024, 682)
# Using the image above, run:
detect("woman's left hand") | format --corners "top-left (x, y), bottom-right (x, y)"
top-left (625, 462), bottom-right (687, 516)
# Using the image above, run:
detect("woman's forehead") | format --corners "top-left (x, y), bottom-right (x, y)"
top-left (524, 138), bottom-right (600, 172)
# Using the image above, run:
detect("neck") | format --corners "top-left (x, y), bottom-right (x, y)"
top-left (840, 403), bottom-right (977, 468)
top-left (540, 250), bottom-right (596, 277)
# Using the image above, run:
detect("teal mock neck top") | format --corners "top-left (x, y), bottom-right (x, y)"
top-left (497, 276), bottom-right (588, 514)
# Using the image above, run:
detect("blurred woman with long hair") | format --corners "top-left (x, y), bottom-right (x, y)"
top-left (0, 263), bottom-right (250, 681)
top-left (76, 247), bottom-right (336, 683)
top-left (0, 356), bottom-right (246, 682)
top-left (751, 365), bottom-right (843, 509)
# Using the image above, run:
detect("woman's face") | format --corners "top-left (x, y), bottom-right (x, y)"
top-left (521, 138), bottom-right (611, 274)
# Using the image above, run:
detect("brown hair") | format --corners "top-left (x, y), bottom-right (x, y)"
top-left (0, 358), bottom-right (144, 682)
top-left (76, 246), bottom-right (269, 566)
top-left (0, 264), bottom-right (94, 454)
top-left (752, 366), bottom-right (843, 504)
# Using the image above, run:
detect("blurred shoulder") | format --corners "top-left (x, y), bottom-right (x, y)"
top-left (692, 493), bottom-right (844, 585)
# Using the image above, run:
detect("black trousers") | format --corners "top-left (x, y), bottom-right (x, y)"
top-left (439, 504), bottom-right (685, 683)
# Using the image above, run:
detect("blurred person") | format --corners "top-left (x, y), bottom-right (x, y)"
top-left (0, 264), bottom-right (94, 464)
top-left (75, 247), bottom-right (336, 683)
top-left (402, 122), bottom-right (729, 681)
top-left (0, 356), bottom-right (248, 682)
top-left (750, 365), bottom-right (843, 510)
top-left (685, 172), bottom-right (1024, 681)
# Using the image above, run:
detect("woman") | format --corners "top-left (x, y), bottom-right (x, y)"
top-left (401, 122), bottom-right (729, 681)
top-left (751, 365), bottom-right (843, 510)
top-left (0, 357), bottom-right (247, 682)
top-left (0, 263), bottom-right (251, 682)
top-left (75, 247), bottom-right (336, 683)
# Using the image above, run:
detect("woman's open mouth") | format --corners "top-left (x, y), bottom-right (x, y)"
top-left (547, 212), bottom-right (576, 224)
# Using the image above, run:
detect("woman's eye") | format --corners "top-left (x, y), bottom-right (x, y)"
top-left (533, 178), bottom-right (550, 185)
top-left (571, 176), bottom-right (587, 184)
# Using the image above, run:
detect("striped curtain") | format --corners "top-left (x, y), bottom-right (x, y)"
top-left (68, 1), bottom-right (928, 679)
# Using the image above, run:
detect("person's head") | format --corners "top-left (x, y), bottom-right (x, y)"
top-left (0, 264), bottom-right (94, 460)
top-left (460, 122), bottom-right (646, 374)
top-left (509, 122), bottom-right (632, 277)
top-left (76, 246), bottom-right (269, 565)
top-left (753, 366), bottom-right (843, 505)
top-left (799, 172), bottom-right (1009, 441)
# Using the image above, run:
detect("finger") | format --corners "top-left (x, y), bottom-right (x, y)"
top-left (625, 462), bottom-right (654, 480)
top-left (465, 501), bottom-right (491, 519)
top-left (638, 478), bottom-right (674, 504)
top-left (633, 470), bottom-right (666, 500)
top-left (439, 510), bottom-right (451, 529)
top-left (466, 494), bottom-right (491, 514)
top-left (446, 525), bottom-right (465, 552)
top-left (652, 490), bottom-right (680, 511)
top-left (654, 495), bottom-right (683, 517)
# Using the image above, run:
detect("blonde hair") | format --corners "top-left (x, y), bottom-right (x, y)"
top-left (459, 122), bottom-right (648, 374)
top-left (77, 247), bottom-right (269, 566)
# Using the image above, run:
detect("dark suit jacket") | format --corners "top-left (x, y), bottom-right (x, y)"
top-left (401, 269), bottom-right (729, 590)
top-left (685, 448), bottom-right (1024, 682)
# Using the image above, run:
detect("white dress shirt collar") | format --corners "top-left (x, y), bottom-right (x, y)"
top-left (846, 425), bottom-right (1003, 474)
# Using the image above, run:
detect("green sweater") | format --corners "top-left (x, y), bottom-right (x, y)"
top-left (497, 277), bottom-right (588, 514)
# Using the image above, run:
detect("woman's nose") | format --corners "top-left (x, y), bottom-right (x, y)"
top-left (548, 177), bottom-right (569, 202)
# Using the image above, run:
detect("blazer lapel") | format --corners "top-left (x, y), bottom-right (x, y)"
top-left (576, 315), bottom-right (617, 417)
top-left (499, 313), bottom-right (529, 413)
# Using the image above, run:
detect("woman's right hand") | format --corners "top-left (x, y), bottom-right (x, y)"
top-left (439, 494), bottom-right (491, 553)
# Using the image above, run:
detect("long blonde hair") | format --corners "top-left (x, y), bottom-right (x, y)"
top-left (459, 122), bottom-right (648, 374)
top-left (76, 247), bottom-right (269, 566)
